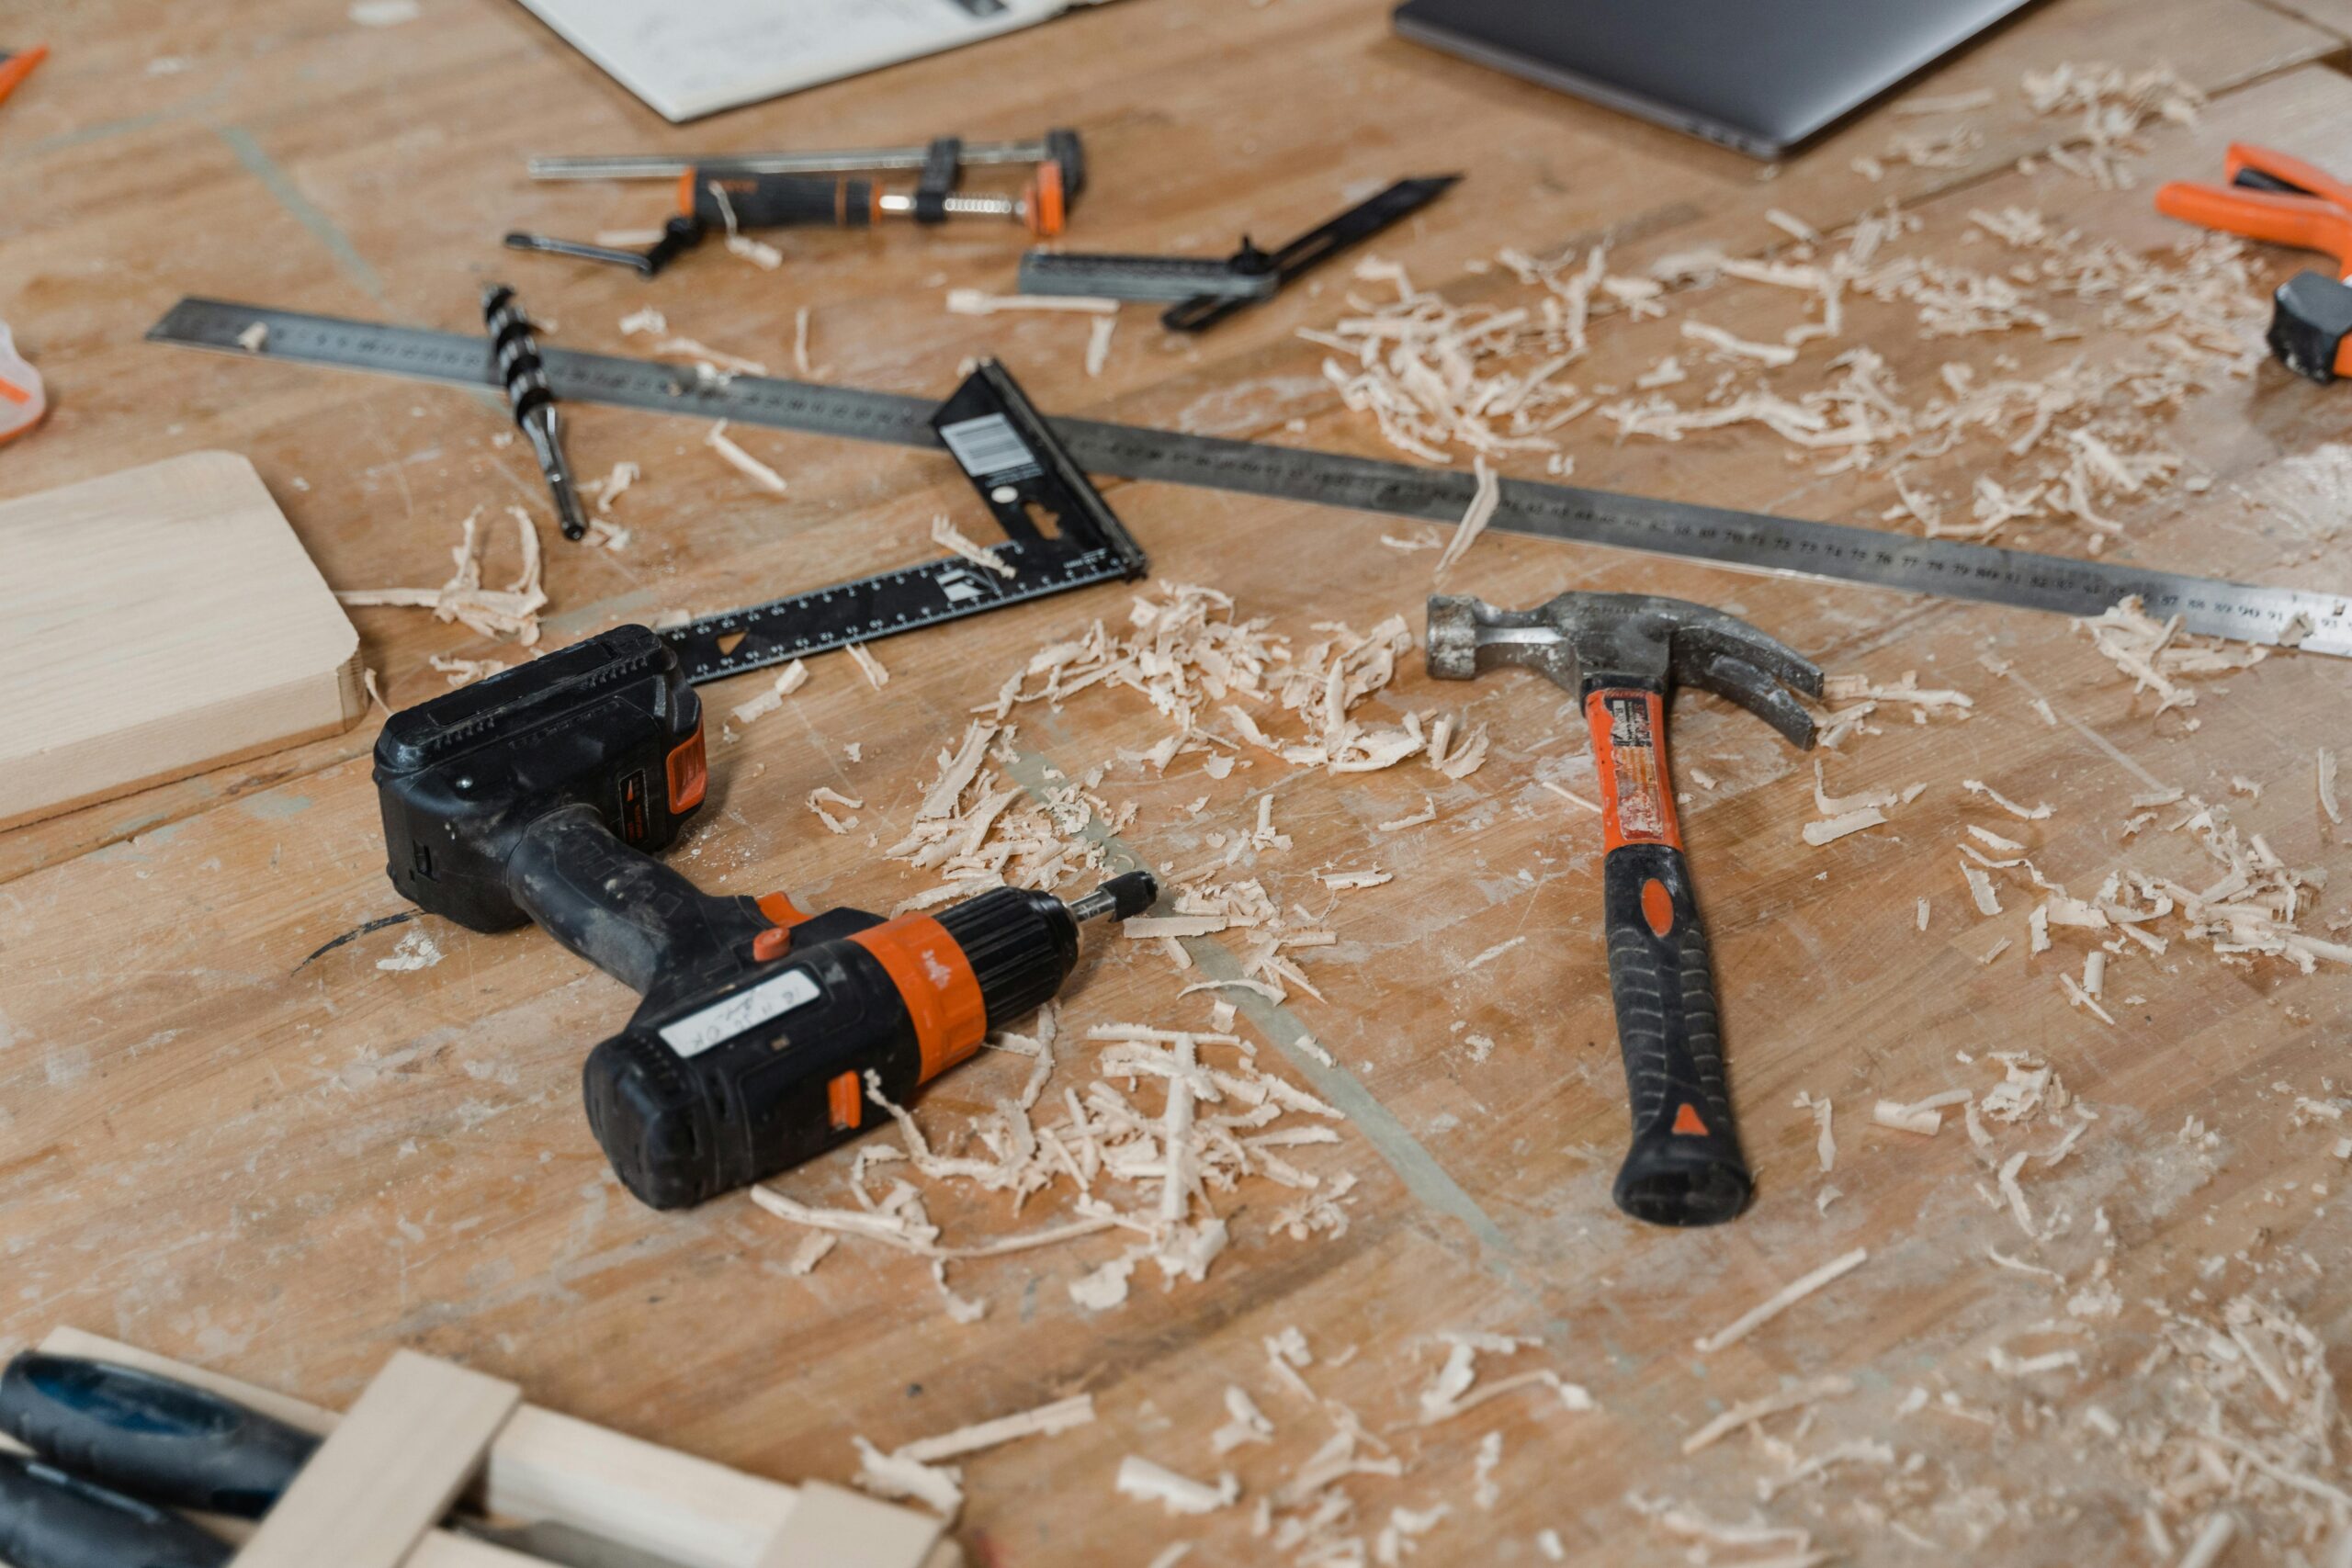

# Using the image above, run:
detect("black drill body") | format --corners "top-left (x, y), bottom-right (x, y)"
top-left (373, 625), bottom-right (1152, 1210)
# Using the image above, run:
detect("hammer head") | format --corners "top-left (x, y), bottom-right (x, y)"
top-left (1427, 592), bottom-right (1824, 750)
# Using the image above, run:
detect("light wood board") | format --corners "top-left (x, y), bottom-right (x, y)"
top-left (0, 450), bottom-right (362, 830)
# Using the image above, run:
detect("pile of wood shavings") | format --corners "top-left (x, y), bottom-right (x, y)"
top-left (337, 504), bottom-right (547, 646)
top-left (1306, 190), bottom-right (2259, 557)
top-left (1101, 1324), bottom-right (1595, 1564)
top-left (2075, 595), bottom-right (2267, 716)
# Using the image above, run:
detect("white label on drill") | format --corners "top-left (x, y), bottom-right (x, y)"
top-left (937, 413), bottom-right (1040, 481)
top-left (660, 968), bottom-right (820, 1058)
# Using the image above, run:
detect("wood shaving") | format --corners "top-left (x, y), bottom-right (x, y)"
top-left (1415, 1332), bottom-right (1593, 1425)
top-left (807, 786), bottom-right (864, 834)
top-left (583, 459), bottom-right (639, 516)
top-left (947, 288), bottom-right (1120, 315)
top-left (706, 420), bottom-right (788, 493)
top-left (1962, 778), bottom-right (2053, 820)
top-left (428, 654), bottom-right (505, 687)
top-left (1873, 1099), bottom-right (1946, 1135)
top-left (1540, 782), bottom-right (1600, 814)
top-left (1680, 1376), bottom-right (1854, 1455)
top-left (337, 505), bottom-right (548, 646)
top-left (1793, 1091), bottom-right (1835, 1172)
top-left (1085, 314), bottom-right (1116, 378)
top-left (2318, 750), bottom-right (2340, 826)
top-left (652, 335), bottom-right (768, 377)
top-left (1804, 807), bottom-right (1885, 846)
top-left (854, 1393), bottom-right (1094, 1521)
top-left (1693, 1248), bottom-right (1870, 1353)
top-left (1431, 457), bottom-right (1499, 577)
top-left (932, 513), bottom-right (1015, 578)
top-left (792, 305), bottom-right (823, 378)
top-left (846, 641), bottom-right (890, 689)
top-left (1116, 1456), bottom-right (1239, 1515)
top-left (236, 321), bottom-right (268, 353)
top-left (2076, 596), bottom-right (2264, 713)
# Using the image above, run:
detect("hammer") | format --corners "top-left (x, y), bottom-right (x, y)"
top-left (1428, 591), bottom-right (1824, 1226)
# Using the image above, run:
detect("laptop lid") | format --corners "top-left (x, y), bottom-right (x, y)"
top-left (1393, 0), bottom-right (2031, 158)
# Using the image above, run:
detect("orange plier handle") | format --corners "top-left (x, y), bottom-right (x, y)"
top-left (2155, 142), bottom-right (2352, 280)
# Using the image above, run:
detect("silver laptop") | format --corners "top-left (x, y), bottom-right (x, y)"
top-left (1393, 0), bottom-right (2034, 159)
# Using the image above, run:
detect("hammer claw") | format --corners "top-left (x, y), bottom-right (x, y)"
top-left (1688, 652), bottom-right (1818, 751)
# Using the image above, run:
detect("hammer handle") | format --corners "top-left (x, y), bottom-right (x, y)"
top-left (1585, 688), bottom-right (1752, 1226)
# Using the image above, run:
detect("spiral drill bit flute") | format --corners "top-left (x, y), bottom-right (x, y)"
top-left (482, 284), bottom-right (589, 541)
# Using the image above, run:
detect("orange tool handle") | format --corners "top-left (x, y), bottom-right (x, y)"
top-left (2225, 141), bottom-right (2352, 211)
top-left (2154, 181), bottom-right (2352, 278)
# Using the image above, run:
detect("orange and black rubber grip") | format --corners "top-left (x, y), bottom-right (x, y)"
top-left (1585, 685), bottom-right (1751, 1226)
top-left (680, 170), bottom-right (876, 229)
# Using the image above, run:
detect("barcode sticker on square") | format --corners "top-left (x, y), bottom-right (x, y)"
top-left (938, 413), bottom-right (1038, 480)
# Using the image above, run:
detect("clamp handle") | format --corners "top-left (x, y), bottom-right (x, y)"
top-left (681, 171), bottom-right (875, 229)
top-left (1584, 686), bottom-right (1751, 1226)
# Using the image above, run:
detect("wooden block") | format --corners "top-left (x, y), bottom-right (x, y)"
top-left (0, 450), bottom-right (362, 830)
top-left (758, 1482), bottom-right (948, 1568)
top-left (227, 1349), bottom-right (519, 1568)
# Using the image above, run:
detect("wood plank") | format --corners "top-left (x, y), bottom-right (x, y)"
top-left (759, 1482), bottom-right (948, 1568)
top-left (229, 1349), bottom-right (519, 1568)
top-left (0, 451), bottom-right (362, 831)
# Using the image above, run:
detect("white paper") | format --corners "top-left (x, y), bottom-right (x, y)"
top-left (514, 0), bottom-right (1079, 121)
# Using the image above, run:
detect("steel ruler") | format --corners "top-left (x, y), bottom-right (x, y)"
top-left (149, 297), bottom-right (2352, 657)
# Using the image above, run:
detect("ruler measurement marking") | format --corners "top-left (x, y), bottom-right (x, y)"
top-left (150, 299), bottom-right (2352, 657)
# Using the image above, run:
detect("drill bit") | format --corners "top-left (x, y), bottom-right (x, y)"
top-left (482, 284), bottom-right (589, 540)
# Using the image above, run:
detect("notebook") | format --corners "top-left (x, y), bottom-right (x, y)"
top-left (515, 0), bottom-right (1102, 122)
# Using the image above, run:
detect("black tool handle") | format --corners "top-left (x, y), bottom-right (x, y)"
top-left (505, 804), bottom-right (771, 998)
top-left (0, 1355), bottom-right (314, 1518)
top-left (0, 1451), bottom-right (232, 1568)
top-left (684, 172), bottom-right (873, 229)
top-left (1581, 683), bottom-right (1750, 1226)
top-left (1600, 842), bottom-right (1751, 1224)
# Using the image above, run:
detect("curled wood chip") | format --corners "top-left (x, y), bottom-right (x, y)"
top-left (706, 420), bottom-right (787, 492)
top-left (1116, 1456), bottom-right (1239, 1515)
top-left (236, 321), bottom-right (268, 353)
top-left (932, 513), bottom-right (1015, 578)
top-left (1873, 1099), bottom-right (1944, 1135)
top-left (1432, 457), bottom-right (1499, 577)
top-left (1963, 779), bottom-right (2052, 819)
top-left (1682, 319), bottom-right (1799, 367)
top-left (1804, 807), bottom-right (1885, 845)
top-left (1693, 1248), bottom-right (1870, 1353)
top-left (1680, 1375), bottom-right (1854, 1455)
top-left (337, 505), bottom-right (548, 646)
top-left (2320, 750), bottom-right (2341, 826)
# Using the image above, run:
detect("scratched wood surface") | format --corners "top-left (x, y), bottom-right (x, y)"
top-left (2, 1), bottom-right (2350, 1563)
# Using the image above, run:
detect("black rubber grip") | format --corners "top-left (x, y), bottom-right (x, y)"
top-left (0, 1451), bottom-right (232, 1568)
top-left (0, 1355), bottom-right (314, 1518)
top-left (1600, 841), bottom-right (1751, 1226)
top-left (505, 805), bottom-right (766, 998)
top-left (690, 173), bottom-right (871, 230)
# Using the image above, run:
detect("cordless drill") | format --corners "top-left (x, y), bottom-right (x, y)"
top-left (372, 624), bottom-right (1155, 1210)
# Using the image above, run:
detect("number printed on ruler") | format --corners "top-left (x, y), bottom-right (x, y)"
top-left (937, 413), bottom-right (1041, 481)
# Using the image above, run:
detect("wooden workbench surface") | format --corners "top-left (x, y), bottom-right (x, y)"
top-left (4, 1), bottom-right (2349, 1562)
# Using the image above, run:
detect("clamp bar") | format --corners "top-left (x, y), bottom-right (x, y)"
top-left (530, 138), bottom-right (1057, 182)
